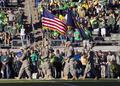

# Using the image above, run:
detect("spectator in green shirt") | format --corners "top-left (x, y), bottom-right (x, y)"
top-left (74, 29), bottom-right (81, 41)
top-left (74, 29), bottom-right (81, 47)
top-left (0, 12), bottom-right (7, 32)
top-left (30, 50), bottom-right (38, 74)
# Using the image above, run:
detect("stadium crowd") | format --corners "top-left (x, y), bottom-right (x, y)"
top-left (0, 41), bottom-right (120, 80)
top-left (0, 6), bottom-right (24, 45)
top-left (35, 0), bottom-right (119, 49)
top-left (0, 0), bottom-right (120, 80)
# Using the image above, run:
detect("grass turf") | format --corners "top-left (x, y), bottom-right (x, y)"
top-left (0, 79), bottom-right (119, 83)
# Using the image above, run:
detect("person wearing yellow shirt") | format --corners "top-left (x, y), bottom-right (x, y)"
top-left (93, 0), bottom-right (98, 6)
top-left (81, 0), bottom-right (89, 10)
top-left (59, 14), bottom-right (64, 20)
top-left (77, 3), bottom-right (86, 18)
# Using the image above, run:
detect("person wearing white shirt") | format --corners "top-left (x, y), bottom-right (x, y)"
top-left (7, 10), bottom-right (15, 26)
top-left (101, 27), bottom-right (106, 37)
top-left (20, 25), bottom-right (25, 46)
top-left (106, 51), bottom-right (116, 78)
top-left (116, 49), bottom-right (120, 79)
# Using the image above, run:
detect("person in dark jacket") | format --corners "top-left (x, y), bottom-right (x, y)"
top-left (1, 51), bottom-right (10, 79)
top-left (0, 51), bottom-right (3, 78)
top-left (99, 52), bottom-right (107, 78)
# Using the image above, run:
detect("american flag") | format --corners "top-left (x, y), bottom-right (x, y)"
top-left (42, 9), bottom-right (67, 35)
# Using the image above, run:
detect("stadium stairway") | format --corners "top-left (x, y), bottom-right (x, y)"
top-left (24, 0), bottom-right (39, 24)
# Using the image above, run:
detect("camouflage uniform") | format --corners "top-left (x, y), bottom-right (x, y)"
top-left (17, 50), bottom-right (31, 79)
top-left (43, 58), bottom-right (52, 79)
top-left (69, 58), bottom-right (77, 78)
top-left (40, 47), bottom-right (52, 79)
top-left (63, 44), bottom-right (77, 80)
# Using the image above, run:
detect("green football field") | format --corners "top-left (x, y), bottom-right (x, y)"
top-left (0, 79), bottom-right (119, 83)
top-left (0, 79), bottom-right (120, 86)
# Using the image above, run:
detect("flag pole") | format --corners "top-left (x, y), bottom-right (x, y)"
top-left (41, 8), bottom-right (51, 49)
top-left (28, 0), bottom-right (35, 47)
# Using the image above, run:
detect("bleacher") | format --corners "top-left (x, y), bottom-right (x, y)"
top-left (111, 34), bottom-right (120, 41)
top-left (0, 7), bottom-right (18, 11)
top-left (0, 0), bottom-right (25, 49)
top-left (0, 0), bottom-right (119, 52)
top-left (1, 31), bottom-right (120, 51)
top-left (7, 0), bottom-right (18, 6)
top-left (92, 33), bottom-right (120, 46)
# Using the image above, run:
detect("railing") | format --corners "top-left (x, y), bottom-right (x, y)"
top-left (0, 33), bottom-right (120, 49)
top-left (0, 7), bottom-right (18, 11)
top-left (11, 39), bottom-right (29, 48)
top-left (7, 0), bottom-right (18, 5)
top-left (11, 35), bottom-right (30, 48)
top-left (50, 40), bottom-right (83, 47)
top-left (0, 35), bottom-right (30, 49)
top-left (0, 44), bottom-right (11, 49)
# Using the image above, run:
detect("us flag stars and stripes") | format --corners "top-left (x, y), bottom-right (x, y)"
top-left (42, 9), bottom-right (67, 35)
